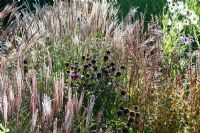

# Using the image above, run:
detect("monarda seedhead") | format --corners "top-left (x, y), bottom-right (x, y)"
top-left (117, 110), bottom-right (123, 116)
top-left (101, 124), bottom-right (107, 131)
top-left (134, 105), bottom-right (139, 111)
top-left (123, 108), bottom-right (129, 114)
top-left (103, 56), bottom-right (108, 62)
top-left (122, 127), bottom-right (129, 133)
top-left (129, 111), bottom-right (135, 117)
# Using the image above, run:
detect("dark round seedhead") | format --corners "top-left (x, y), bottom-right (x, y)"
top-left (86, 58), bottom-right (90, 61)
top-left (91, 59), bottom-right (96, 64)
top-left (103, 56), bottom-right (108, 62)
top-left (101, 124), bottom-right (107, 131)
top-left (106, 50), bottom-right (111, 55)
top-left (123, 108), bottom-right (129, 114)
top-left (24, 66), bottom-right (28, 74)
top-left (66, 70), bottom-right (70, 74)
top-left (83, 64), bottom-right (89, 70)
top-left (65, 62), bottom-right (69, 67)
top-left (122, 127), bottom-right (129, 133)
top-left (82, 56), bottom-right (86, 61)
top-left (110, 62), bottom-right (115, 66)
top-left (134, 105), bottom-right (139, 111)
top-left (117, 110), bottom-right (123, 116)
top-left (111, 67), bottom-right (116, 72)
top-left (97, 73), bottom-right (101, 78)
top-left (129, 111), bottom-right (135, 117)
top-left (116, 71), bottom-right (122, 77)
top-left (23, 59), bottom-right (28, 65)
top-left (128, 117), bottom-right (134, 123)
top-left (71, 66), bottom-right (75, 70)
top-left (120, 65), bottom-right (125, 69)
top-left (121, 90), bottom-right (126, 96)
top-left (86, 74), bottom-right (90, 78)
top-left (88, 63), bottom-right (92, 67)
top-left (102, 69), bottom-right (109, 76)
top-left (93, 66), bottom-right (98, 71)
top-left (135, 112), bottom-right (140, 117)
top-left (127, 121), bottom-right (132, 127)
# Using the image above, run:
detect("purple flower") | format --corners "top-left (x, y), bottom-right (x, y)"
top-left (180, 35), bottom-right (195, 44)
top-left (154, 29), bottom-right (163, 37)
top-left (180, 35), bottom-right (189, 44)
top-left (189, 36), bottom-right (195, 43)
top-left (70, 72), bottom-right (81, 79)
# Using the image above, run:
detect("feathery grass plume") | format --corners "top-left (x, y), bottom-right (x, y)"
top-left (197, 50), bottom-right (200, 80)
top-left (31, 70), bottom-right (37, 114)
top-left (3, 87), bottom-right (8, 127)
top-left (42, 94), bottom-right (52, 122)
top-left (0, 1), bottom-right (17, 22)
top-left (15, 64), bottom-right (22, 99)
top-left (53, 77), bottom-right (59, 116)
top-left (15, 64), bottom-right (22, 127)
top-left (73, 93), bottom-right (79, 117)
top-left (2, 0), bottom-right (136, 64)
top-left (8, 85), bottom-right (14, 115)
top-left (78, 91), bottom-right (84, 113)
top-left (31, 109), bottom-right (38, 133)
top-left (53, 74), bottom-right (64, 116)
top-left (0, 78), bottom-right (3, 114)
top-left (58, 74), bottom-right (64, 111)
top-left (64, 87), bottom-right (74, 133)
top-left (29, 70), bottom-right (38, 132)
top-left (53, 118), bottom-right (57, 133)
top-left (85, 95), bottom-right (95, 132)
top-left (15, 95), bottom-right (21, 127)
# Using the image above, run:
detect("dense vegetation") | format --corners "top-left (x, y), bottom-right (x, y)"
top-left (0, 0), bottom-right (200, 133)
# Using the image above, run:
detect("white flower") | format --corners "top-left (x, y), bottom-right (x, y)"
top-left (168, 2), bottom-right (177, 13)
top-left (183, 19), bottom-right (190, 25)
top-left (188, 11), bottom-right (199, 25)
top-left (42, 94), bottom-right (52, 117)
top-left (179, 8), bottom-right (188, 16)
top-left (190, 16), bottom-right (199, 25)
top-left (172, 13), bottom-right (177, 20)
top-left (177, 1), bottom-right (185, 11)
top-left (168, 19), bottom-right (173, 26)
top-left (175, 21), bottom-right (184, 31)
top-left (167, 0), bottom-right (173, 3)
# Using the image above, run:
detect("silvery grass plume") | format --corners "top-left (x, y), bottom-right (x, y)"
top-left (8, 85), bottom-right (14, 115)
top-left (29, 70), bottom-right (38, 132)
top-left (0, 78), bottom-right (3, 114)
top-left (64, 87), bottom-right (74, 133)
top-left (64, 87), bottom-right (85, 132)
top-left (3, 86), bottom-right (8, 127)
top-left (78, 91), bottom-right (84, 113)
top-left (1, 75), bottom-right (13, 127)
top-left (15, 63), bottom-right (22, 99)
top-left (2, 0), bottom-right (136, 63)
top-left (14, 63), bottom-right (23, 127)
top-left (30, 70), bottom-right (37, 114)
top-left (85, 95), bottom-right (95, 132)
top-left (53, 74), bottom-right (64, 116)
top-left (53, 118), bottom-right (57, 133)
top-left (31, 109), bottom-right (38, 133)
top-left (42, 94), bottom-right (52, 123)
top-left (0, 1), bottom-right (17, 24)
